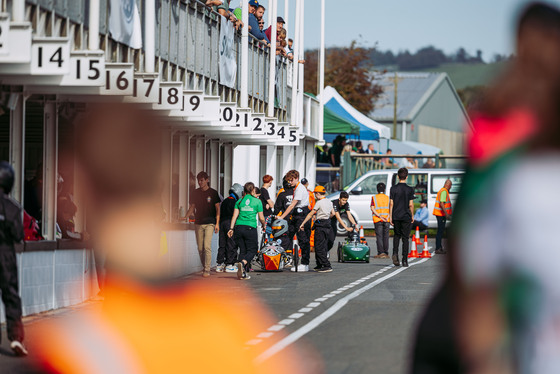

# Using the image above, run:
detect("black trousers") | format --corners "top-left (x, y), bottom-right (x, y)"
top-left (313, 221), bottom-right (332, 268)
top-left (234, 225), bottom-right (258, 269)
top-left (289, 209), bottom-right (311, 265)
top-left (412, 221), bottom-right (428, 231)
top-left (436, 216), bottom-right (447, 250)
top-left (0, 245), bottom-right (24, 342)
top-left (218, 220), bottom-right (238, 265)
top-left (374, 222), bottom-right (390, 255)
top-left (392, 220), bottom-right (411, 258)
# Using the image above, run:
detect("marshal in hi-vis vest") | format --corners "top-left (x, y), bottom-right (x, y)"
top-left (433, 187), bottom-right (452, 216)
top-left (371, 194), bottom-right (390, 223)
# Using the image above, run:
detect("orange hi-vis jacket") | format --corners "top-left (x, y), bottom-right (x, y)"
top-left (371, 194), bottom-right (390, 223)
top-left (308, 190), bottom-right (316, 210)
top-left (433, 187), bottom-right (452, 216)
top-left (31, 276), bottom-right (310, 374)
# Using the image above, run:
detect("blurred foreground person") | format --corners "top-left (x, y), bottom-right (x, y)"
top-left (29, 103), bottom-right (317, 373)
top-left (0, 161), bottom-right (27, 356)
top-left (411, 3), bottom-right (560, 373)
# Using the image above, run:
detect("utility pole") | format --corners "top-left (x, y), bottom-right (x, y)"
top-left (392, 72), bottom-right (398, 139)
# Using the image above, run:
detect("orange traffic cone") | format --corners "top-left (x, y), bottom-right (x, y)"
top-left (293, 235), bottom-right (301, 256)
top-left (415, 226), bottom-right (420, 243)
top-left (408, 234), bottom-right (419, 258)
top-left (359, 226), bottom-right (365, 238)
top-left (420, 234), bottom-right (432, 258)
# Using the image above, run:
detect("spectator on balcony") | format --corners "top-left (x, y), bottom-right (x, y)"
top-left (258, 19), bottom-right (265, 31)
top-left (240, 0), bottom-right (269, 44)
top-left (286, 38), bottom-right (294, 59)
top-left (366, 143), bottom-right (377, 155)
top-left (207, 1), bottom-right (244, 29)
top-left (355, 141), bottom-right (366, 154)
top-left (422, 158), bottom-right (436, 168)
top-left (255, 4), bottom-right (265, 22)
top-left (277, 28), bottom-right (288, 56)
top-left (265, 16), bottom-right (285, 43)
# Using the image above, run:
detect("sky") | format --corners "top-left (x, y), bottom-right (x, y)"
top-left (251, 0), bottom-right (560, 62)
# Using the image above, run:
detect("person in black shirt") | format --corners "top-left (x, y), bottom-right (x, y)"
top-left (330, 191), bottom-right (358, 250)
top-left (217, 183), bottom-right (242, 273)
top-left (389, 168), bottom-right (415, 267)
top-left (185, 172), bottom-right (221, 277)
top-left (274, 178), bottom-right (294, 253)
top-left (260, 175), bottom-right (275, 218)
top-left (0, 161), bottom-right (27, 356)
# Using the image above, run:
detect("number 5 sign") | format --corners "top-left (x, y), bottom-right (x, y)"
top-left (31, 37), bottom-right (70, 75)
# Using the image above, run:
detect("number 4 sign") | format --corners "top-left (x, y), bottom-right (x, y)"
top-left (30, 37), bottom-right (70, 75)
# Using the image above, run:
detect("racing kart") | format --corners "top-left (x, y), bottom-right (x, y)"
top-left (337, 230), bottom-right (370, 263)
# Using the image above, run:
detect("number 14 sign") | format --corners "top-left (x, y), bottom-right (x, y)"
top-left (30, 37), bottom-right (70, 75)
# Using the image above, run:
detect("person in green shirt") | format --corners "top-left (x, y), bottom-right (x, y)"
top-left (228, 182), bottom-right (265, 280)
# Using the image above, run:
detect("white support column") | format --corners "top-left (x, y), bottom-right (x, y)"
top-left (145, 0), bottom-right (155, 72)
top-left (282, 145), bottom-right (294, 176)
top-left (265, 145), bottom-right (277, 194)
top-left (306, 141), bottom-right (316, 188)
top-left (290, 0), bottom-right (301, 126)
top-left (295, 139), bottom-right (305, 176)
top-left (210, 141), bottom-right (219, 190)
top-left (178, 134), bottom-right (188, 217)
top-left (240, 4), bottom-right (249, 108)
top-left (232, 145), bottom-right (260, 184)
top-left (43, 102), bottom-right (58, 240)
top-left (267, 0), bottom-right (278, 118)
top-left (9, 94), bottom-right (25, 204)
top-left (401, 121), bottom-right (406, 141)
top-left (297, 0), bottom-right (305, 128)
top-left (318, 0), bottom-right (325, 141)
top-left (88, 0), bottom-right (99, 50)
top-left (13, 0), bottom-right (25, 22)
top-left (195, 138), bottom-right (205, 176)
top-left (223, 143), bottom-right (233, 195)
top-left (161, 130), bottom-right (173, 223)
top-left (284, 0), bottom-right (289, 30)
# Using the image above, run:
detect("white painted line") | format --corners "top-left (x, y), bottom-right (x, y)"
top-left (288, 313), bottom-right (304, 319)
top-left (331, 290), bottom-right (342, 295)
top-left (278, 319), bottom-right (295, 326)
top-left (306, 302), bottom-right (321, 308)
top-left (298, 307), bottom-right (313, 313)
top-left (323, 294), bottom-right (335, 299)
top-left (314, 297), bottom-right (328, 302)
top-left (255, 258), bottom-right (430, 363)
top-left (260, 288), bottom-right (282, 291)
top-left (268, 325), bottom-right (285, 332)
top-left (247, 339), bottom-right (262, 345)
top-left (257, 332), bottom-right (274, 338)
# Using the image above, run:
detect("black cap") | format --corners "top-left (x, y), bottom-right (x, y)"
top-left (277, 16), bottom-right (285, 23)
top-left (420, 199), bottom-right (427, 204)
top-left (301, 178), bottom-right (308, 185)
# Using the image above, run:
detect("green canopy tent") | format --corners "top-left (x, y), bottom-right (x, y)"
top-left (323, 106), bottom-right (360, 136)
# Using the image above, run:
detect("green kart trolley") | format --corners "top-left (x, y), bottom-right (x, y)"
top-left (337, 231), bottom-right (370, 263)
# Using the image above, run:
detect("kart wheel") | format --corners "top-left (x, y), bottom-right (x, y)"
top-left (293, 244), bottom-right (299, 272)
top-left (337, 243), bottom-right (342, 263)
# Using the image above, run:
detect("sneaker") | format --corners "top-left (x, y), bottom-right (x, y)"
top-left (317, 266), bottom-right (333, 273)
top-left (313, 265), bottom-right (321, 271)
top-left (225, 265), bottom-right (237, 273)
top-left (290, 264), bottom-right (309, 272)
top-left (10, 341), bottom-right (28, 356)
top-left (392, 255), bottom-right (400, 266)
top-left (373, 254), bottom-right (383, 258)
top-left (215, 263), bottom-right (225, 272)
top-left (202, 271), bottom-right (210, 278)
top-left (434, 249), bottom-right (447, 255)
top-left (242, 273), bottom-right (251, 280)
top-left (236, 262), bottom-right (245, 280)
top-left (380, 253), bottom-right (390, 259)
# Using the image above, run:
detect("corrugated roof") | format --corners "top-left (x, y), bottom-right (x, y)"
top-left (369, 72), bottom-right (445, 122)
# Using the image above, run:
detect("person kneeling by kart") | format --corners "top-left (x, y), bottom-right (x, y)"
top-left (228, 182), bottom-right (266, 280)
top-left (299, 186), bottom-right (334, 272)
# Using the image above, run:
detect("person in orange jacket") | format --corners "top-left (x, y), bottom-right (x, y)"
top-left (29, 103), bottom-right (319, 374)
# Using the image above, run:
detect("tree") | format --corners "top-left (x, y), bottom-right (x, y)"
top-left (304, 41), bottom-right (383, 113)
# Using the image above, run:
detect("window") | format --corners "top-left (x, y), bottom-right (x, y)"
top-left (391, 173), bottom-right (428, 206)
top-left (431, 174), bottom-right (463, 194)
top-left (357, 174), bottom-right (388, 195)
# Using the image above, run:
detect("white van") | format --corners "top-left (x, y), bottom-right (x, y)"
top-left (327, 168), bottom-right (464, 235)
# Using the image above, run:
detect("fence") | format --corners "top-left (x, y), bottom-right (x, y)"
top-left (22, 0), bottom-right (291, 118)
